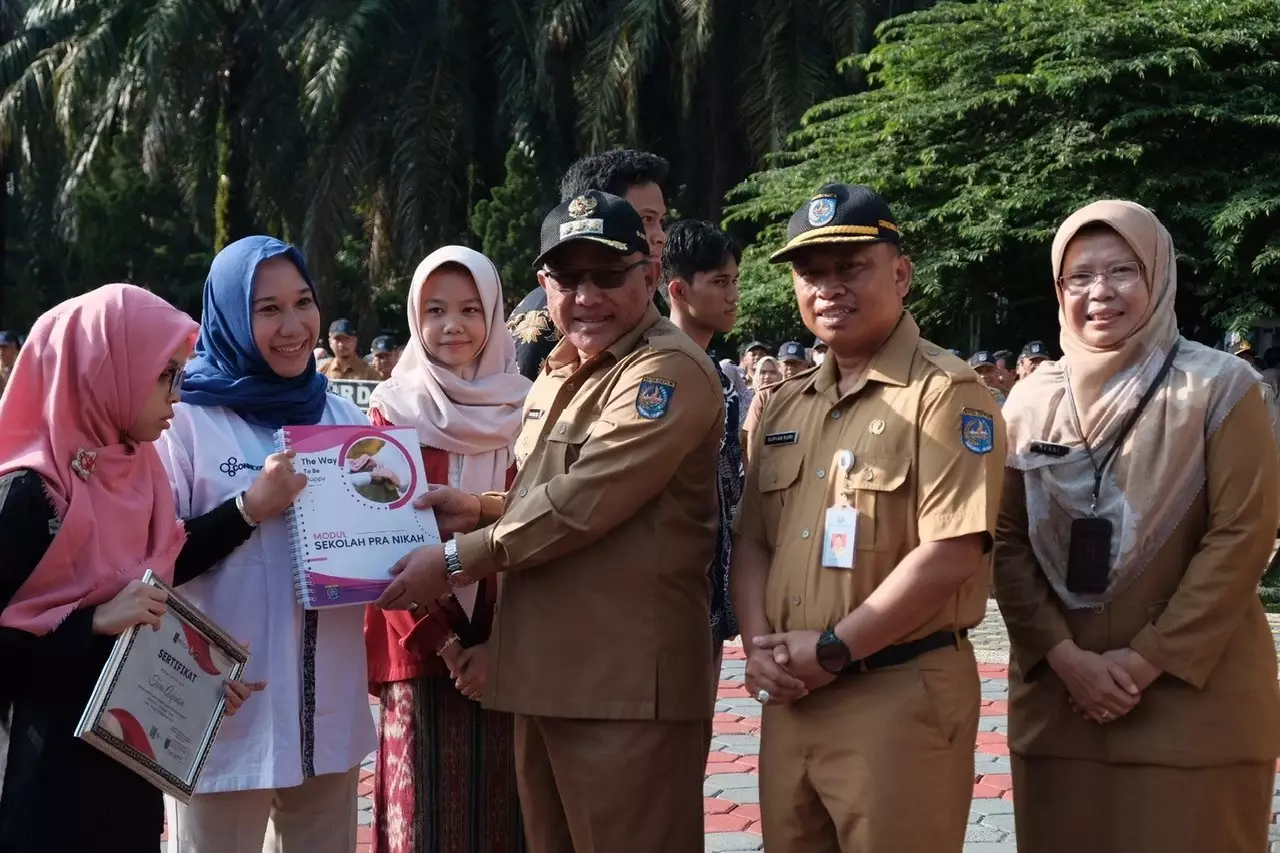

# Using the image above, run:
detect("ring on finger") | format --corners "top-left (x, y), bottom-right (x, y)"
top-left (755, 689), bottom-right (771, 705)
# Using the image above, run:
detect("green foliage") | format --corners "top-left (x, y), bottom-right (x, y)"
top-left (471, 144), bottom-right (552, 312)
top-left (726, 0), bottom-right (1280, 349)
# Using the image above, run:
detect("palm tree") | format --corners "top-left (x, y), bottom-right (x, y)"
top-left (2, 0), bottom-right (312, 252)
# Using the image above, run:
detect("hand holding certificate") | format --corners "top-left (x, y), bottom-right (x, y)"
top-left (76, 570), bottom-right (257, 802)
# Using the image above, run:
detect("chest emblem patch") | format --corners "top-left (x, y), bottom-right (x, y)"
top-left (636, 377), bottom-right (676, 420)
top-left (960, 408), bottom-right (995, 454)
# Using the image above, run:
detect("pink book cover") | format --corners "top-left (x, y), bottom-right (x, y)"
top-left (274, 425), bottom-right (441, 609)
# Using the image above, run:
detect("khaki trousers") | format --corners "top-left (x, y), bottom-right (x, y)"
top-left (760, 645), bottom-right (979, 853)
top-left (514, 715), bottom-right (705, 853)
top-left (165, 768), bottom-right (359, 853)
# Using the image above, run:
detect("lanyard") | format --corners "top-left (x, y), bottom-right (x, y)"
top-left (1066, 340), bottom-right (1180, 516)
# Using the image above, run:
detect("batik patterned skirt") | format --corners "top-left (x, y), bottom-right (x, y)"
top-left (373, 677), bottom-right (526, 853)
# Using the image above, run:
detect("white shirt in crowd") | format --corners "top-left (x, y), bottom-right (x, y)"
top-left (156, 395), bottom-right (378, 793)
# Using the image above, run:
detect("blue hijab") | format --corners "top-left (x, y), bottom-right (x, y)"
top-left (182, 236), bottom-right (329, 428)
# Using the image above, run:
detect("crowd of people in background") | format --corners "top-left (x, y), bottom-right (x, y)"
top-left (2, 144), bottom-right (1280, 853)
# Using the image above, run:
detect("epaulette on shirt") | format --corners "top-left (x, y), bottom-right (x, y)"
top-left (917, 342), bottom-right (979, 384)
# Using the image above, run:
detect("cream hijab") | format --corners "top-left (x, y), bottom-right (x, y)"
top-left (368, 246), bottom-right (531, 493)
top-left (1003, 200), bottom-right (1264, 608)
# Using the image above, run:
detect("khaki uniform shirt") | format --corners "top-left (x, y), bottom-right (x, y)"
top-left (735, 313), bottom-right (1005, 641)
top-left (456, 305), bottom-right (724, 720)
top-left (319, 356), bottom-right (380, 381)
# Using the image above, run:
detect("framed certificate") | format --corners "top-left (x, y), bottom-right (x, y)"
top-left (74, 570), bottom-right (249, 803)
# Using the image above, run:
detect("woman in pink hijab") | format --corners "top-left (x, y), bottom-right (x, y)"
top-left (365, 247), bottom-right (531, 852)
top-left (0, 284), bottom-right (293, 852)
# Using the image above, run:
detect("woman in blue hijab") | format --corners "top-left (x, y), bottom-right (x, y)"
top-left (156, 237), bottom-right (377, 853)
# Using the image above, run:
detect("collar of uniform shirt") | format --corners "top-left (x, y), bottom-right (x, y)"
top-left (804, 311), bottom-right (919, 396)
top-left (543, 303), bottom-right (663, 375)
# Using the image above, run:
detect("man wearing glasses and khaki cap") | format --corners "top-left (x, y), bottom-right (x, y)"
top-left (374, 189), bottom-right (723, 853)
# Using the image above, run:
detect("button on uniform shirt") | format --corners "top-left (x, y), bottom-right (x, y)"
top-left (319, 356), bottom-right (380, 381)
top-left (735, 313), bottom-right (1005, 641)
top-left (456, 304), bottom-right (724, 720)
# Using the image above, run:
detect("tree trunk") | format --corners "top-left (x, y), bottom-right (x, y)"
top-left (0, 153), bottom-right (9, 326)
top-left (213, 56), bottom-right (254, 252)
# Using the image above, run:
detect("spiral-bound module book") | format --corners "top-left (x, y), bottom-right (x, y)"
top-left (275, 425), bottom-right (441, 609)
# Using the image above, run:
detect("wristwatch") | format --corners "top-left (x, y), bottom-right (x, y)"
top-left (816, 629), bottom-right (853, 675)
top-left (443, 539), bottom-right (476, 588)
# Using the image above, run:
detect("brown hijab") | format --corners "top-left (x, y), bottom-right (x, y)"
top-left (1003, 200), bottom-right (1264, 608)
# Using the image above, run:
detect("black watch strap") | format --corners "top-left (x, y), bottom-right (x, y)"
top-left (816, 629), bottom-right (852, 674)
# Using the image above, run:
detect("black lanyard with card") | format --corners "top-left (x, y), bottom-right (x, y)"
top-left (1064, 341), bottom-right (1180, 594)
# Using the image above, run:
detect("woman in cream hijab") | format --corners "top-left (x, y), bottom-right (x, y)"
top-left (994, 200), bottom-right (1280, 852)
top-left (364, 246), bottom-right (530, 852)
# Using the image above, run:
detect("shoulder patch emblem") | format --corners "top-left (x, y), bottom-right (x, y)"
top-left (960, 407), bottom-right (994, 454)
top-left (507, 309), bottom-right (557, 345)
top-left (636, 376), bottom-right (676, 420)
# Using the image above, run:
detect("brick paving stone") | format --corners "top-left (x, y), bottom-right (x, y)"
top-left (965, 824), bottom-right (1008, 843)
top-left (704, 831), bottom-right (763, 851)
top-left (970, 797), bottom-right (1017, 816)
top-left (705, 812), bottom-right (753, 833)
top-left (980, 813), bottom-right (1018, 833)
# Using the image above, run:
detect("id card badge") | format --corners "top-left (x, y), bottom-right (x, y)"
top-left (822, 507), bottom-right (858, 569)
top-left (1066, 517), bottom-right (1113, 594)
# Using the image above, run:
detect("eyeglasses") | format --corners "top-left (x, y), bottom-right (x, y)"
top-left (159, 364), bottom-right (183, 395)
top-left (542, 259), bottom-right (650, 292)
top-left (1058, 261), bottom-right (1145, 294)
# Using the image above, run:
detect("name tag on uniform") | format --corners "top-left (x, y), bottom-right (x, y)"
top-left (526, 409), bottom-right (545, 420)
top-left (763, 431), bottom-right (798, 447)
top-left (822, 507), bottom-right (858, 569)
top-left (1029, 440), bottom-right (1069, 457)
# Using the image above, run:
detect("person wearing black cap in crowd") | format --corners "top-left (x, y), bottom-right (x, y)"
top-left (660, 218), bottom-right (746, 747)
top-left (379, 189), bottom-right (722, 853)
top-left (740, 341), bottom-right (769, 387)
top-left (1017, 339), bottom-right (1051, 378)
top-left (811, 337), bottom-right (829, 366)
top-left (968, 350), bottom-right (1008, 405)
top-left (777, 340), bottom-right (811, 379)
top-left (319, 318), bottom-right (380, 381)
top-left (733, 183), bottom-right (1004, 853)
top-left (368, 334), bottom-right (400, 381)
top-left (991, 349), bottom-right (1016, 393)
top-left (507, 149), bottom-right (670, 380)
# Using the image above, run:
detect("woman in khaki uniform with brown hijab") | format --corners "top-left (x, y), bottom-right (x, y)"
top-left (994, 199), bottom-right (1280, 852)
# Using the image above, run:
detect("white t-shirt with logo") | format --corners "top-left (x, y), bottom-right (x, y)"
top-left (156, 397), bottom-right (377, 793)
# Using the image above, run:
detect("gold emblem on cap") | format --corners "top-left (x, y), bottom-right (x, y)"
top-left (869, 419), bottom-right (885, 435)
top-left (568, 195), bottom-right (597, 219)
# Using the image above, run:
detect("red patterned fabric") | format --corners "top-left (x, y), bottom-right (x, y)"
top-left (364, 409), bottom-right (506, 688)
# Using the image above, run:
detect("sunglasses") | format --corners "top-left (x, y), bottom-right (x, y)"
top-left (543, 259), bottom-right (649, 292)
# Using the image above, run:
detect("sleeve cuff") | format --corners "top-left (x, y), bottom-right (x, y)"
top-left (1129, 623), bottom-right (1204, 689)
top-left (917, 510), bottom-right (991, 545)
top-left (401, 612), bottom-right (451, 654)
top-left (456, 528), bottom-right (498, 581)
top-left (1011, 622), bottom-right (1074, 682)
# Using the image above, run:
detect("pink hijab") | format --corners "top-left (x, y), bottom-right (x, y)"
top-left (0, 284), bottom-right (197, 635)
top-left (368, 247), bottom-right (531, 493)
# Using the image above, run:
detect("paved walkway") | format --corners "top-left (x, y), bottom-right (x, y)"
top-left (160, 601), bottom-right (1280, 852)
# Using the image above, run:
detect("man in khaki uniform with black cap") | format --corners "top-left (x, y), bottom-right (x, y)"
top-left (731, 183), bottom-right (1006, 852)
top-left (375, 189), bottom-right (723, 853)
